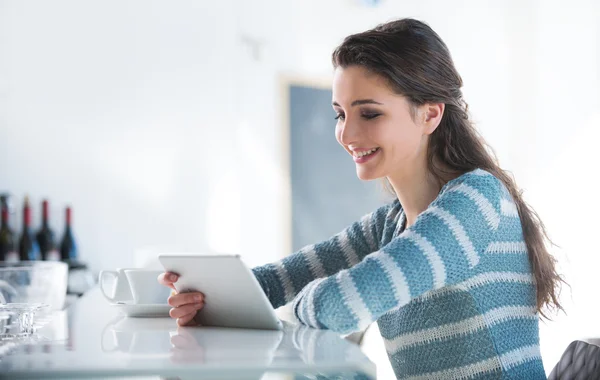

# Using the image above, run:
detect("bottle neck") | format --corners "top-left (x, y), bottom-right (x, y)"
top-left (1, 208), bottom-right (7, 229)
top-left (42, 201), bottom-right (49, 227)
top-left (23, 205), bottom-right (31, 229)
top-left (65, 207), bottom-right (71, 227)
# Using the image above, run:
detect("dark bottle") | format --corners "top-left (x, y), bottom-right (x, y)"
top-left (60, 206), bottom-right (77, 261)
top-left (0, 206), bottom-right (18, 262)
top-left (36, 200), bottom-right (60, 261)
top-left (18, 196), bottom-right (41, 261)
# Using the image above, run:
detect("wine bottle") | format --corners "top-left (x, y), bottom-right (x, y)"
top-left (60, 206), bottom-right (77, 261)
top-left (18, 196), bottom-right (41, 261)
top-left (0, 206), bottom-right (18, 262)
top-left (36, 200), bottom-right (59, 261)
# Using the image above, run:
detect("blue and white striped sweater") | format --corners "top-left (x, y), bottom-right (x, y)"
top-left (252, 169), bottom-right (546, 379)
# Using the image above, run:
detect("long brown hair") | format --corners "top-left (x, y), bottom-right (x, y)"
top-left (332, 18), bottom-right (564, 317)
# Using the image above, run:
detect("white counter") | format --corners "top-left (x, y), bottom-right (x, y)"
top-left (0, 288), bottom-right (375, 379)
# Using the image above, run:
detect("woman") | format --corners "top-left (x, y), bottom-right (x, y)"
top-left (159, 18), bottom-right (563, 379)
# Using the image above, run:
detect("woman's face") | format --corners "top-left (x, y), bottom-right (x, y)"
top-left (332, 65), bottom-right (435, 182)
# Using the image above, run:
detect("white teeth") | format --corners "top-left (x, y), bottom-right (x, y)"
top-left (354, 148), bottom-right (378, 158)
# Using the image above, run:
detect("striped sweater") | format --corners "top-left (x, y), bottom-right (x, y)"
top-left (252, 169), bottom-right (546, 379)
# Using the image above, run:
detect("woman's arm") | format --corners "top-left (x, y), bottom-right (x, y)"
top-left (291, 173), bottom-right (503, 334)
top-left (252, 202), bottom-right (400, 309)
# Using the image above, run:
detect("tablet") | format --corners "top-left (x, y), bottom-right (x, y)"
top-left (158, 254), bottom-right (282, 331)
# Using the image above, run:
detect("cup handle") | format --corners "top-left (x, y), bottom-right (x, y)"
top-left (98, 270), bottom-right (118, 303)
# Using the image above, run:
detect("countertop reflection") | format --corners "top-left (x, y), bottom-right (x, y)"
top-left (0, 288), bottom-right (375, 379)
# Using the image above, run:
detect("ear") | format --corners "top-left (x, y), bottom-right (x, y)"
top-left (419, 103), bottom-right (445, 135)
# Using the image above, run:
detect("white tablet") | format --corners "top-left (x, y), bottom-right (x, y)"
top-left (158, 254), bottom-right (283, 331)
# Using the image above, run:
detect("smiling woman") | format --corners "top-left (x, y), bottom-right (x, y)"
top-left (160, 18), bottom-right (564, 380)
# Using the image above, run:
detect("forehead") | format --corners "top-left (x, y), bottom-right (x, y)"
top-left (332, 66), bottom-right (396, 103)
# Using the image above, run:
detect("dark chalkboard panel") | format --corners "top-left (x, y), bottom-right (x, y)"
top-left (289, 84), bottom-right (384, 251)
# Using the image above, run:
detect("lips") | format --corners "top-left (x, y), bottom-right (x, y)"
top-left (352, 147), bottom-right (380, 164)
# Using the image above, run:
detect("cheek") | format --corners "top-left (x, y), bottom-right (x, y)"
top-left (376, 122), bottom-right (421, 158)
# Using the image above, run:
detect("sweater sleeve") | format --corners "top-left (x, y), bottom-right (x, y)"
top-left (291, 172), bottom-right (503, 334)
top-left (252, 202), bottom-right (399, 309)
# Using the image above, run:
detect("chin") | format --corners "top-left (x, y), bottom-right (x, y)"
top-left (356, 169), bottom-right (383, 181)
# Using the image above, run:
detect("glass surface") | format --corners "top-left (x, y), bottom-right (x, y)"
top-left (0, 289), bottom-right (376, 379)
top-left (0, 369), bottom-right (374, 380)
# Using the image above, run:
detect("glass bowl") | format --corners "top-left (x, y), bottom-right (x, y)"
top-left (0, 261), bottom-right (68, 311)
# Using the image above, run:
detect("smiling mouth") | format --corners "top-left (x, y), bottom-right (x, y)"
top-left (352, 147), bottom-right (380, 158)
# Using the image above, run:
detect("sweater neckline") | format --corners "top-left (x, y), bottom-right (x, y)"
top-left (392, 168), bottom-right (482, 236)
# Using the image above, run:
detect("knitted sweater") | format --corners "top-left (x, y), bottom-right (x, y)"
top-left (252, 169), bottom-right (546, 380)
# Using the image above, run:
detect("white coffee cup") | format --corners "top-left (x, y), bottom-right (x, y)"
top-left (124, 269), bottom-right (171, 304)
top-left (99, 268), bottom-right (135, 303)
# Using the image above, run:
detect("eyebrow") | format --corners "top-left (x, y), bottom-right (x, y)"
top-left (332, 99), bottom-right (383, 107)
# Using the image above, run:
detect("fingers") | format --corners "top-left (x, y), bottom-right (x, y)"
top-left (161, 278), bottom-right (205, 326)
top-left (177, 312), bottom-right (200, 326)
top-left (157, 272), bottom-right (179, 290)
top-left (168, 292), bottom-right (204, 308)
top-left (169, 302), bottom-right (204, 319)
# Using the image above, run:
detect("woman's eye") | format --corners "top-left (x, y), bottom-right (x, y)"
top-left (362, 113), bottom-right (381, 120)
top-left (334, 112), bottom-right (379, 121)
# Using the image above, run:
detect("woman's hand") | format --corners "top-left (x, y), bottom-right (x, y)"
top-left (157, 272), bottom-right (205, 326)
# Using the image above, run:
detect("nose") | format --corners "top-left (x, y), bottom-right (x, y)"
top-left (337, 118), bottom-right (359, 147)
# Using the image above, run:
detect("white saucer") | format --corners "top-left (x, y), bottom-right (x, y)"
top-left (111, 302), bottom-right (171, 318)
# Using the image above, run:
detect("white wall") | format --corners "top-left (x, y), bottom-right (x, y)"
top-left (0, 0), bottom-right (242, 269)
top-left (1, 0), bottom-right (599, 376)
